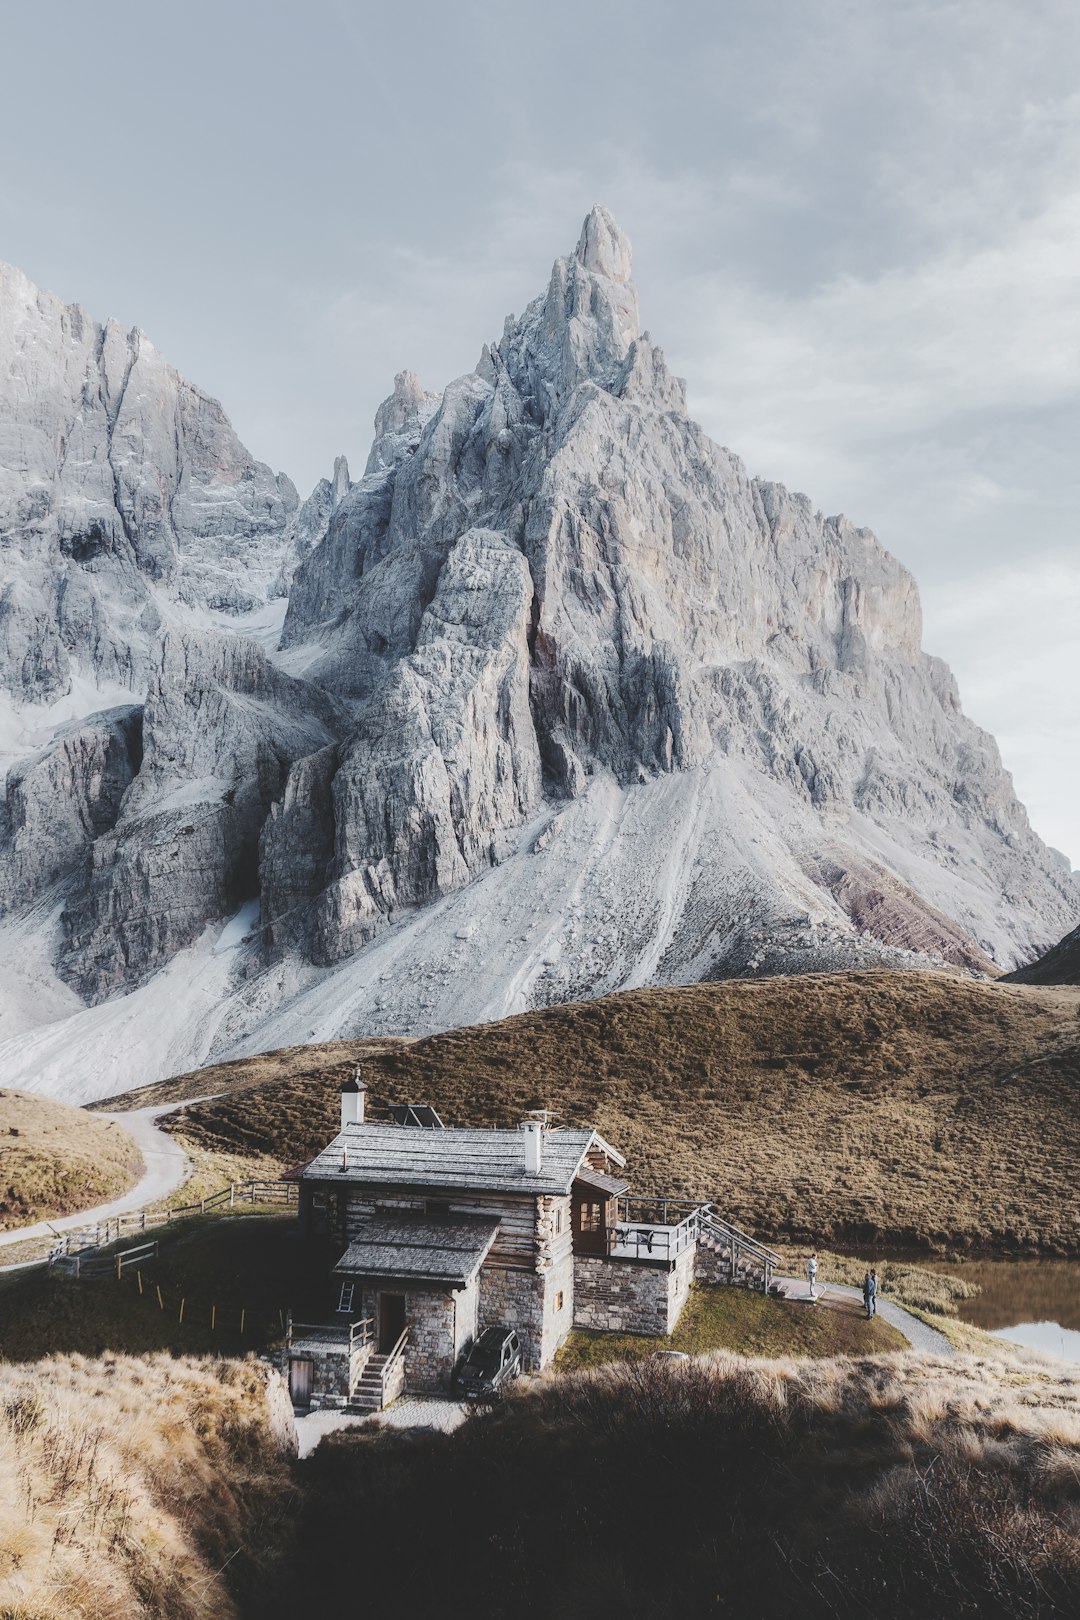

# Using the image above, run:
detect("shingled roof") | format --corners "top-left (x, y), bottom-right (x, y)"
top-left (333, 1213), bottom-right (499, 1287)
top-left (303, 1122), bottom-right (625, 1197)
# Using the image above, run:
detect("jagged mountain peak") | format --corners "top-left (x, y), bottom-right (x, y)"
top-left (373, 369), bottom-right (434, 437)
top-left (0, 219), bottom-right (1077, 1101)
top-left (268, 209), bottom-right (1077, 984)
top-left (574, 204), bottom-right (634, 283)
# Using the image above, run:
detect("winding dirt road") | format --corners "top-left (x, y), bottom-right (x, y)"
top-left (0, 1101), bottom-right (195, 1254)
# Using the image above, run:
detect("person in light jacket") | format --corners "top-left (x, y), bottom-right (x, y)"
top-left (863, 1268), bottom-right (878, 1318)
top-left (807, 1251), bottom-right (818, 1300)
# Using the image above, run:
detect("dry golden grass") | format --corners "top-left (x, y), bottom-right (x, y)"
top-left (769, 1244), bottom-right (983, 1315)
top-left (280, 1349), bottom-right (1080, 1620)
top-left (99, 1036), bottom-right (412, 1115)
top-left (129, 971), bottom-right (1080, 1256)
top-left (0, 1091), bottom-right (142, 1231)
top-left (0, 1353), bottom-right (296, 1620)
top-left (146, 1137), bottom-right (286, 1214)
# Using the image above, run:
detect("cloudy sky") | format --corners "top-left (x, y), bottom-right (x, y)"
top-left (3, 0), bottom-right (1078, 863)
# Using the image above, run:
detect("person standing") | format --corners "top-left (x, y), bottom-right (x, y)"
top-left (807, 1251), bottom-right (818, 1300)
top-left (864, 1268), bottom-right (878, 1319)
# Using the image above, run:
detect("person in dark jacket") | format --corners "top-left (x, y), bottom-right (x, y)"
top-left (863, 1268), bottom-right (878, 1318)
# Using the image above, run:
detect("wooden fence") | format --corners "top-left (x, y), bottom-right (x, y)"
top-left (47, 1179), bottom-right (299, 1266)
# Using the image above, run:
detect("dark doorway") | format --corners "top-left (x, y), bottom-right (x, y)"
top-left (378, 1292), bottom-right (406, 1352)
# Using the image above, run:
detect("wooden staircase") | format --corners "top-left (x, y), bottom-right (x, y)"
top-left (696, 1210), bottom-right (780, 1293)
top-left (346, 1327), bottom-right (409, 1413)
top-left (347, 1353), bottom-right (394, 1412)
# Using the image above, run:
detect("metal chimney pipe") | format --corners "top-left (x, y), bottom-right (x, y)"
top-left (341, 1069), bottom-right (367, 1131)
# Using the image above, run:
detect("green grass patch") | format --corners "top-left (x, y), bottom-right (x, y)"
top-left (0, 1213), bottom-right (334, 1362)
top-left (555, 1282), bottom-right (908, 1370)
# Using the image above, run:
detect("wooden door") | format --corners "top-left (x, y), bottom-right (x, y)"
top-left (288, 1357), bottom-right (313, 1408)
top-left (378, 1292), bottom-right (406, 1352)
top-left (572, 1193), bottom-right (607, 1256)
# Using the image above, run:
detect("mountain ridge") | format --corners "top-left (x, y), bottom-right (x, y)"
top-left (0, 208), bottom-right (1077, 1101)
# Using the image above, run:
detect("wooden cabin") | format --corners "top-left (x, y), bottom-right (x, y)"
top-left (292, 1078), bottom-right (630, 1404)
top-left (287, 1074), bottom-right (758, 1412)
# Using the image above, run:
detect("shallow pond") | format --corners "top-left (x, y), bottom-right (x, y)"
top-left (931, 1259), bottom-right (1080, 1363)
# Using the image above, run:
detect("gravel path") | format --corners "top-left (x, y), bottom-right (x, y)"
top-left (775, 1275), bottom-right (956, 1357)
top-left (294, 1396), bottom-right (468, 1458)
top-left (0, 1100), bottom-right (197, 1255)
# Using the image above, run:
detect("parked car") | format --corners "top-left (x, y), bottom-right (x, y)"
top-left (452, 1326), bottom-right (522, 1399)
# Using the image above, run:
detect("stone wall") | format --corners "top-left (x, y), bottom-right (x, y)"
top-left (537, 1247), bottom-right (575, 1367)
top-left (285, 1335), bottom-right (371, 1411)
top-left (478, 1266), bottom-right (545, 1369)
top-left (357, 1282), bottom-right (463, 1392)
top-left (668, 1243), bottom-right (696, 1326)
top-left (573, 1246), bottom-right (695, 1337)
top-left (406, 1288), bottom-right (457, 1391)
top-left (455, 1274), bottom-right (478, 1362)
top-left (695, 1242), bottom-right (735, 1285)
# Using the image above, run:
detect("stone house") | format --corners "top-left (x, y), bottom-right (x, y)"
top-left (285, 1073), bottom-right (776, 1411)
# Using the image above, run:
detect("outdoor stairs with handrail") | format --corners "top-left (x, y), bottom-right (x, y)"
top-left (346, 1355), bottom-right (394, 1412)
top-left (346, 1328), bottom-right (409, 1413)
top-left (696, 1210), bottom-right (780, 1294)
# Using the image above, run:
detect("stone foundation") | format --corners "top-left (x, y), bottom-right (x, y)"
top-left (357, 1280), bottom-right (476, 1392)
top-left (695, 1243), bottom-right (736, 1285)
top-left (573, 1245), bottom-right (695, 1337)
top-left (538, 1247), bottom-right (575, 1367)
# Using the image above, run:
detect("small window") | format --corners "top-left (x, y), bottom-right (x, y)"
top-left (554, 1207), bottom-right (563, 1235)
top-left (555, 1291), bottom-right (564, 1312)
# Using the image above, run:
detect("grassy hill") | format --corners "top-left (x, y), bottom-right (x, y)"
top-left (0, 1215), bottom-right (331, 1362)
top-left (109, 970), bottom-right (1080, 1257)
top-left (0, 1088), bottom-right (142, 1229)
top-left (1005, 920), bottom-right (1080, 984)
top-left (273, 1352), bottom-right (1080, 1620)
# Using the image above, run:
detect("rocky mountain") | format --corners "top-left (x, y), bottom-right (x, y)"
top-left (0, 212), bottom-right (1076, 1102)
top-left (0, 261), bottom-right (304, 707)
top-left (260, 206), bottom-right (1076, 978)
top-left (0, 263), bottom-right (346, 990)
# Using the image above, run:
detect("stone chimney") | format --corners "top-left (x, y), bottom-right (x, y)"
top-left (522, 1118), bottom-right (544, 1176)
top-left (341, 1068), bottom-right (367, 1131)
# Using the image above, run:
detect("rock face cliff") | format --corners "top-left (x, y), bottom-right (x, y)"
top-left (263, 207), bottom-right (1076, 980)
top-left (0, 264), bottom-right (333, 989)
top-left (0, 214), bottom-right (1077, 1099)
top-left (0, 259), bottom-right (301, 705)
top-left (1003, 922), bottom-right (1080, 985)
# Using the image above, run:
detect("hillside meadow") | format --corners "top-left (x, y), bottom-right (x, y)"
top-left (109, 971), bottom-right (1080, 1256)
top-left (272, 1350), bottom-right (1080, 1620)
top-left (3, 1343), bottom-right (1079, 1620)
top-left (0, 1088), bottom-right (142, 1229)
